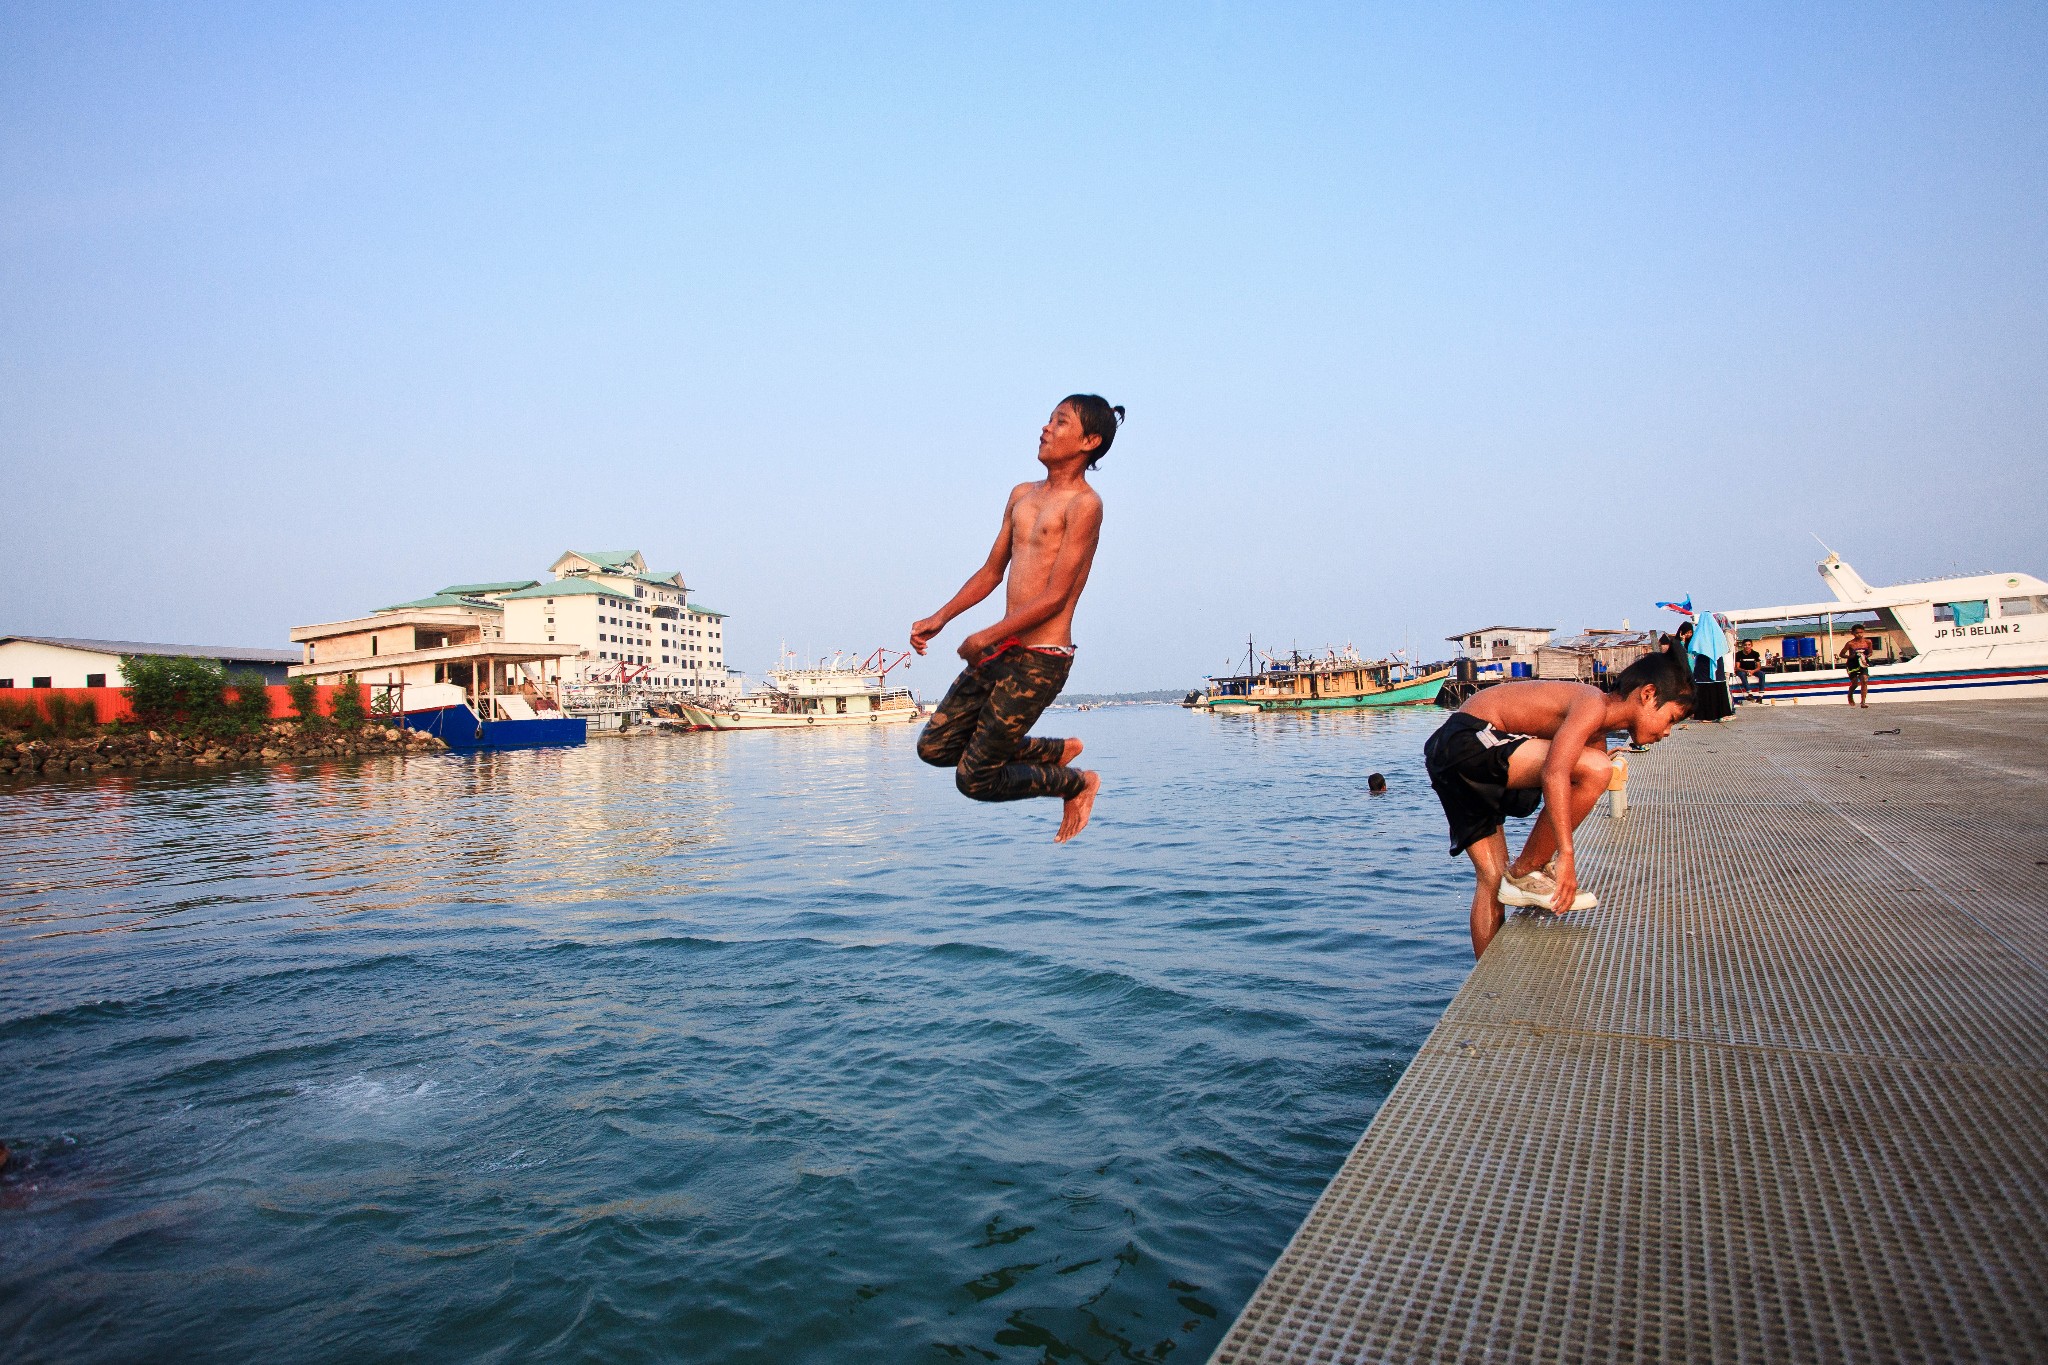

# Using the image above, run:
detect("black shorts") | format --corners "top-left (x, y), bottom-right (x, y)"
top-left (1424, 712), bottom-right (1542, 856)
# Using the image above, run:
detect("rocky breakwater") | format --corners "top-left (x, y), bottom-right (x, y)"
top-left (1, 721), bottom-right (449, 780)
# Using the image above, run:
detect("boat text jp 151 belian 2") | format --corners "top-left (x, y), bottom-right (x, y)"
top-left (1722, 553), bottom-right (2048, 705)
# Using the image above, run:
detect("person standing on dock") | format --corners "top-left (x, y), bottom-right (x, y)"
top-left (910, 395), bottom-right (1121, 842)
top-left (1423, 652), bottom-right (1695, 957)
top-left (1838, 626), bottom-right (1876, 707)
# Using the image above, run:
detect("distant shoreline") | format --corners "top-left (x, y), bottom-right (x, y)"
top-left (1051, 688), bottom-right (1190, 707)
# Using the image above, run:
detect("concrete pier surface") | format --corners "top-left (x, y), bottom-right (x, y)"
top-left (1213, 700), bottom-right (2048, 1363)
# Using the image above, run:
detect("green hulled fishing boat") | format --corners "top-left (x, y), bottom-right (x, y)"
top-left (1195, 643), bottom-right (1451, 714)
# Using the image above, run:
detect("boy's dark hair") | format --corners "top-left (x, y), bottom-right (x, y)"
top-left (1614, 649), bottom-right (1696, 711)
top-left (1061, 394), bottom-right (1125, 470)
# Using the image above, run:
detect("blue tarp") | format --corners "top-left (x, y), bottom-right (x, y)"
top-left (1689, 611), bottom-right (1731, 679)
top-left (1950, 600), bottom-right (1988, 627)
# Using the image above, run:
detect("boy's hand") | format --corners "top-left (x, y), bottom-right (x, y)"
top-left (957, 628), bottom-right (997, 662)
top-left (910, 616), bottom-right (944, 655)
top-left (1550, 850), bottom-right (1579, 913)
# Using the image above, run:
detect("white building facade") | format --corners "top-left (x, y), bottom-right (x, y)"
top-left (1, 636), bottom-right (301, 689)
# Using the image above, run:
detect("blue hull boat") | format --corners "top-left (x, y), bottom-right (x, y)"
top-left (400, 704), bottom-right (586, 750)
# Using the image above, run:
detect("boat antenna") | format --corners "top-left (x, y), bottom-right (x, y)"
top-left (1811, 531), bottom-right (1838, 557)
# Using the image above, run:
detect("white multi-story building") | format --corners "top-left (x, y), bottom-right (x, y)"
top-left (497, 550), bottom-right (731, 693)
top-left (288, 550), bottom-right (732, 704)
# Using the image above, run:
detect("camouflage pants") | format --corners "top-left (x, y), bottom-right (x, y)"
top-left (917, 647), bottom-right (1085, 801)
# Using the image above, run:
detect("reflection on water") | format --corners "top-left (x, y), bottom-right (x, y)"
top-left (0, 708), bottom-right (1472, 1363)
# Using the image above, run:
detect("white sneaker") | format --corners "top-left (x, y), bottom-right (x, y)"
top-left (1500, 869), bottom-right (1598, 913)
top-left (1535, 857), bottom-right (1600, 911)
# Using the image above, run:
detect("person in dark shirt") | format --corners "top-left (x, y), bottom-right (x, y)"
top-left (1733, 641), bottom-right (1764, 702)
top-left (1838, 627), bottom-right (1877, 708)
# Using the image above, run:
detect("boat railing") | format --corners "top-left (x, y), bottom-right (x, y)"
top-left (1763, 653), bottom-right (1902, 674)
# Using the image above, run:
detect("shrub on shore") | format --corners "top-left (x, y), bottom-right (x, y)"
top-left (286, 675), bottom-right (322, 725)
top-left (122, 654), bottom-right (228, 731)
top-left (226, 671), bottom-right (274, 734)
top-left (0, 693), bottom-right (98, 740)
top-left (327, 675), bottom-right (367, 727)
top-left (44, 693), bottom-right (99, 736)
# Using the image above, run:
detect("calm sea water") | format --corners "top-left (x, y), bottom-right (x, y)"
top-left (1, 705), bottom-right (1473, 1364)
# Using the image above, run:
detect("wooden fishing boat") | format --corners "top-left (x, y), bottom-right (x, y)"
top-left (1195, 642), bottom-right (1451, 714)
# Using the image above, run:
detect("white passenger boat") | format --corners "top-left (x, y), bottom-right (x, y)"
top-left (692, 650), bottom-right (923, 730)
top-left (371, 680), bottom-right (587, 748)
top-left (1722, 554), bottom-right (2048, 705)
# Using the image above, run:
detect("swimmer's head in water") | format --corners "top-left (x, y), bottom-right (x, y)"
top-left (1042, 395), bottom-right (1124, 471)
top-left (1367, 772), bottom-right (1387, 793)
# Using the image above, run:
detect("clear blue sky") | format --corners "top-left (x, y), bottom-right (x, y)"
top-left (5, 3), bottom-right (2044, 690)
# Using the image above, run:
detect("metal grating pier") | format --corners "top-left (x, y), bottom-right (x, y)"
top-left (1213, 700), bottom-right (2048, 1363)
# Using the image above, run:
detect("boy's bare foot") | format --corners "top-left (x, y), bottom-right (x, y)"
top-left (1056, 770), bottom-right (1100, 843)
top-left (1060, 737), bottom-right (1084, 765)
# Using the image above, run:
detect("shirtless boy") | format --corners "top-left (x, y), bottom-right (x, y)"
top-left (911, 395), bottom-right (1121, 842)
top-left (1838, 626), bottom-right (1876, 707)
top-left (1424, 650), bottom-right (1695, 957)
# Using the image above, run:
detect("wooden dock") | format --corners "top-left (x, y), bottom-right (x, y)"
top-left (1213, 700), bottom-right (2048, 1363)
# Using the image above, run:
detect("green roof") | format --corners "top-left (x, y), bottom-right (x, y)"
top-left (635, 572), bottom-right (684, 587)
top-left (501, 580), bottom-right (632, 601)
top-left (686, 604), bottom-right (727, 618)
top-left (576, 551), bottom-right (641, 568)
top-left (377, 594), bottom-right (504, 612)
top-left (436, 580), bottom-right (539, 596)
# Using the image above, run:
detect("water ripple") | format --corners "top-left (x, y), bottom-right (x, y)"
top-left (0, 706), bottom-right (1468, 1362)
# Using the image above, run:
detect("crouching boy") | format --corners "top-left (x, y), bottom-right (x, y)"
top-left (1424, 651), bottom-right (1695, 957)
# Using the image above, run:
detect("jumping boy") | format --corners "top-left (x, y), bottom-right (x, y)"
top-left (911, 395), bottom-right (1122, 843)
top-left (1424, 650), bottom-right (1695, 957)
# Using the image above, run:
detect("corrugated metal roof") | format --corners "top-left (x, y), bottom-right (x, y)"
top-left (0, 635), bottom-right (300, 663)
top-left (436, 580), bottom-right (539, 595)
top-left (1546, 630), bottom-right (1661, 650)
top-left (1445, 625), bottom-right (1555, 640)
top-left (500, 580), bottom-right (629, 600)
top-left (685, 604), bottom-right (727, 618)
top-left (376, 594), bottom-right (504, 612)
